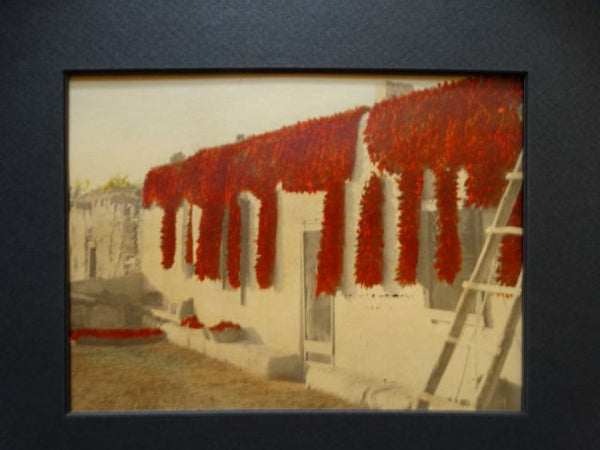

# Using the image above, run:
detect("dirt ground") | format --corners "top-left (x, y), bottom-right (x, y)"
top-left (70, 340), bottom-right (363, 411)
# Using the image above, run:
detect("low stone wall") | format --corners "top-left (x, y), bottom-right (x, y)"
top-left (160, 322), bottom-right (303, 381)
top-left (71, 273), bottom-right (145, 303)
top-left (305, 361), bottom-right (520, 411)
top-left (70, 273), bottom-right (162, 329)
top-left (70, 301), bottom-right (158, 330)
top-left (305, 365), bottom-right (413, 409)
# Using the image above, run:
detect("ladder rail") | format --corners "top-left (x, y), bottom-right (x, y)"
top-left (474, 270), bottom-right (523, 409)
top-left (416, 151), bottom-right (523, 410)
top-left (464, 152), bottom-right (523, 295)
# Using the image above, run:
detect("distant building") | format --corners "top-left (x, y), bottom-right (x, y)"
top-left (69, 187), bottom-right (141, 281)
top-left (375, 80), bottom-right (415, 101)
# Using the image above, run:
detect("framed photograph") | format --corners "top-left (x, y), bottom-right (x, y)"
top-left (67, 72), bottom-right (524, 414)
top-left (2, 2), bottom-right (599, 449)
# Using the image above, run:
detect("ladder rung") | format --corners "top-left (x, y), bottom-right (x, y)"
top-left (446, 337), bottom-right (500, 355)
top-left (417, 392), bottom-right (472, 411)
top-left (506, 172), bottom-right (523, 181)
top-left (462, 281), bottom-right (521, 296)
top-left (485, 226), bottom-right (523, 236)
top-left (464, 341), bottom-right (500, 355)
top-left (446, 336), bottom-right (459, 345)
top-left (305, 358), bottom-right (334, 369)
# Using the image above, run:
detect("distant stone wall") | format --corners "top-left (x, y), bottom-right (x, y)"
top-left (71, 272), bottom-right (145, 302)
top-left (70, 273), bottom-right (163, 329)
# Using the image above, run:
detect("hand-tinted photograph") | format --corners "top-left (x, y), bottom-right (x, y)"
top-left (67, 73), bottom-right (523, 412)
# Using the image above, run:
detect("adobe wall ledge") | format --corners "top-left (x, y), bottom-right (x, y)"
top-left (305, 364), bottom-right (414, 410)
top-left (160, 322), bottom-right (302, 381)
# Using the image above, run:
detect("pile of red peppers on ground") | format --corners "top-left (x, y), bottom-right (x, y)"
top-left (70, 328), bottom-right (163, 341)
top-left (208, 321), bottom-right (241, 332)
top-left (143, 76), bottom-right (523, 295)
top-left (180, 315), bottom-right (204, 329)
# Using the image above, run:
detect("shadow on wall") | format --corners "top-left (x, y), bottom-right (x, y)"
top-left (267, 354), bottom-right (303, 381)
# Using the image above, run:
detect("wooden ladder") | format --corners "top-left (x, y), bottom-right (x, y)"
top-left (415, 151), bottom-right (524, 411)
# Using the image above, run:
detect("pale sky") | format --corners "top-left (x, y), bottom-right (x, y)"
top-left (68, 73), bottom-right (459, 187)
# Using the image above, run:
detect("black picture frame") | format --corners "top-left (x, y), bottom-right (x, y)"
top-left (1, 2), bottom-right (599, 449)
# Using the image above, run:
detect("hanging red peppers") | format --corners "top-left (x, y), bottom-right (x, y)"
top-left (316, 183), bottom-right (346, 296)
top-left (143, 106), bottom-right (367, 291)
top-left (496, 191), bottom-right (523, 286)
top-left (143, 163), bottom-right (183, 269)
top-left (160, 207), bottom-right (177, 269)
top-left (195, 204), bottom-right (225, 281)
top-left (355, 174), bottom-right (384, 287)
top-left (226, 197), bottom-right (241, 289)
top-left (365, 75), bottom-right (523, 284)
top-left (396, 170), bottom-right (424, 285)
top-left (255, 190), bottom-right (278, 289)
top-left (143, 75), bottom-right (523, 293)
top-left (185, 204), bottom-right (194, 265)
top-left (433, 166), bottom-right (461, 284)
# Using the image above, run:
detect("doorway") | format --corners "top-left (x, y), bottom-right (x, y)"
top-left (302, 230), bottom-right (334, 366)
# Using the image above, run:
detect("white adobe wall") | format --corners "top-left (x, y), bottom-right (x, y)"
top-left (333, 112), bottom-right (522, 402)
top-left (140, 188), bottom-right (325, 356)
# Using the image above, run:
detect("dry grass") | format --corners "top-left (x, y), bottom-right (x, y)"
top-left (70, 341), bottom-right (362, 412)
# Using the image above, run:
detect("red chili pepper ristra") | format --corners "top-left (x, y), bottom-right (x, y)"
top-left (255, 189), bottom-right (278, 289)
top-left (355, 174), bottom-right (385, 287)
top-left (143, 163), bottom-right (184, 269)
top-left (195, 203), bottom-right (225, 281)
top-left (226, 197), bottom-right (241, 289)
top-left (316, 183), bottom-right (346, 296)
top-left (496, 191), bottom-right (523, 286)
top-left (396, 170), bottom-right (424, 285)
top-left (185, 204), bottom-right (194, 265)
top-left (433, 166), bottom-right (461, 284)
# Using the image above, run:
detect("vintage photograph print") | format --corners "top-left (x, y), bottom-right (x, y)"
top-left (68, 73), bottom-right (523, 412)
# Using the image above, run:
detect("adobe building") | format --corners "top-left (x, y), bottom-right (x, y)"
top-left (69, 187), bottom-right (141, 281)
top-left (139, 77), bottom-right (523, 410)
top-left (69, 187), bottom-right (153, 330)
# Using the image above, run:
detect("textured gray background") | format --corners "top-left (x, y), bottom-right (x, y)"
top-left (1, 1), bottom-right (599, 449)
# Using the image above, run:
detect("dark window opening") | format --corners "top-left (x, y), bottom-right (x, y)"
top-left (88, 247), bottom-right (97, 279)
